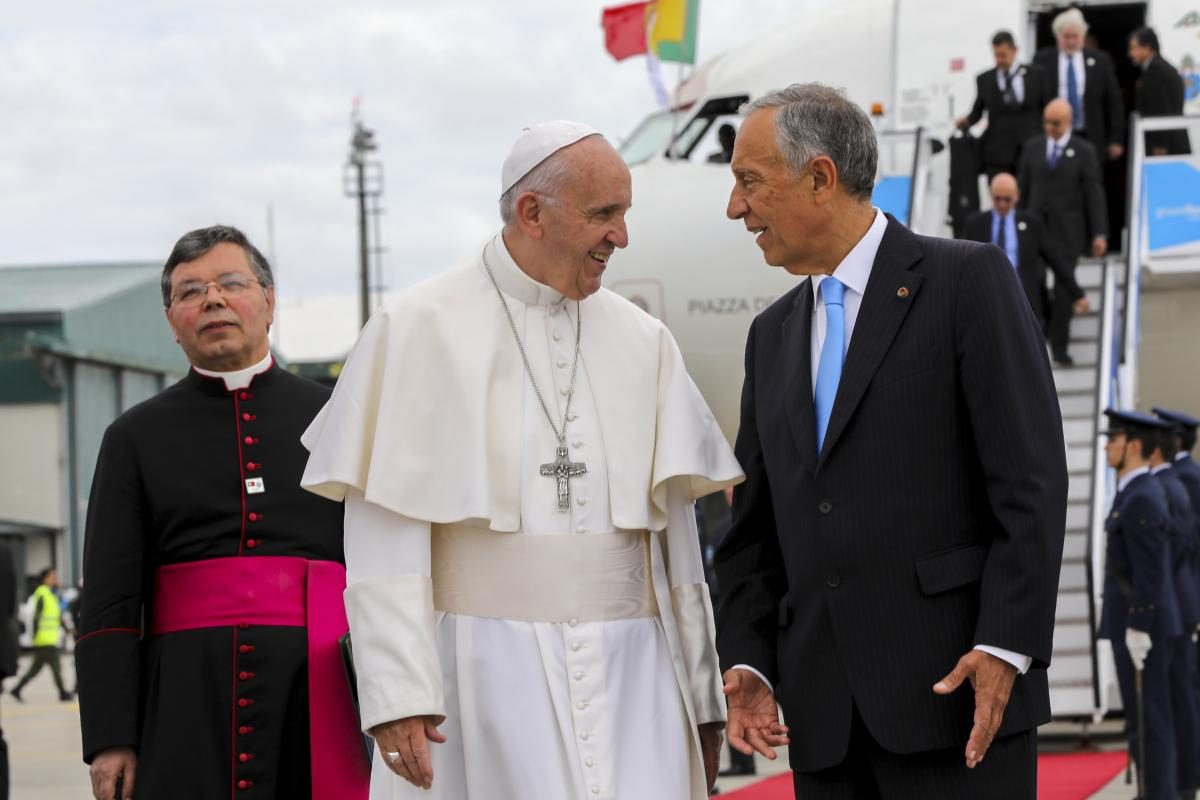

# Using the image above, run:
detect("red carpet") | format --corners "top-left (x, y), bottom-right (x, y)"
top-left (720, 750), bottom-right (1130, 799)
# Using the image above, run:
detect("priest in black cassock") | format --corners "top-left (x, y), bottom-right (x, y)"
top-left (76, 226), bottom-right (368, 800)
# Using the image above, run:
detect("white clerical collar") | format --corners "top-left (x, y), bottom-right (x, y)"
top-left (812, 208), bottom-right (887, 300)
top-left (1118, 465), bottom-right (1151, 493)
top-left (1178, 452), bottom-right (1190, 462)
top-left (487, 232), bottom-right (568, 308)
top-left (1151, 463), bottom-right (1172, 475)
top-left (193, 352), bottom-right (274, 391)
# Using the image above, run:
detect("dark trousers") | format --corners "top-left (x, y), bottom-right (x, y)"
top-left (0, 717), bottom-right (7, 800)
top-left (1113, 634), bottom-right (1178, 799)
top-left (792, 704), bottom-right (1037, 799)
top-left (13, 646), bottom-right (65, 695)
top-left (1047, 256), bottom-right (1080, 358)
top-left (1171, 636), bottom-right (1200, 793)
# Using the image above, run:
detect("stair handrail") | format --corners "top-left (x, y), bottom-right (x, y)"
top-left (1085, 256), bottom-right (1119, 718)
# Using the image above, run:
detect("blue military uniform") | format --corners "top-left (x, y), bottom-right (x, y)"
top-left (1155, 407), bottom-right (1200, 795)
top-left (1098, 410), bottom-right (1181, 799)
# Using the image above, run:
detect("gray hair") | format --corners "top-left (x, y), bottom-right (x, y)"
top-left (1051, 8), bottom-right (1088, 37)
top-left (742, 83), bottom-right (878, 200)
top-left (498, 134), bottom-right (603, 225)
top-left (161, 225), bottom-right (274, 307)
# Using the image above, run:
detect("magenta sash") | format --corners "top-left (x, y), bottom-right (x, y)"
top-left (152, 556), bottom-right (369, 799)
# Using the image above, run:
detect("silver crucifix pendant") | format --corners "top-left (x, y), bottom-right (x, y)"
top-left (540, 445), bottom-right (587, 511)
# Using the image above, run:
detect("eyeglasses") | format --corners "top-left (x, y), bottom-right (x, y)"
top-left (171, 274), bottom-right (262, 307)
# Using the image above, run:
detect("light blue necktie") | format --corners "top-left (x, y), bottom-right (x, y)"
top-left (814, 278), bottom-right (846, 455)
top-left (1066, 59), bottom-right (1083, 129)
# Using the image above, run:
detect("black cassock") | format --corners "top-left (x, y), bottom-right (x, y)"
top-left (76, 364), bottom-right (350, 800)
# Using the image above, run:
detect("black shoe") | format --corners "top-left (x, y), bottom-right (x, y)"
top-left (59, 690), bottom-right (74, 702)
top-left (718, 763), bottom-right (757, 777)
top-left (9, 689), bottom-right (22, 704)
top-left (1052, 351), bottom-right (1074, 367)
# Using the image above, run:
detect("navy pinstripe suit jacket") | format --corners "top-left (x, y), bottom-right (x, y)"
top-left (714, 216), bottom-right (1067, 771)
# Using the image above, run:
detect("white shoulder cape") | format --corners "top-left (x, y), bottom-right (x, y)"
top-left (300, 249), bottom-right (742, 529)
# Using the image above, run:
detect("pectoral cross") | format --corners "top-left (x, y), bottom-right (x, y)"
top-left (540, 445), bottom-right (587, 511)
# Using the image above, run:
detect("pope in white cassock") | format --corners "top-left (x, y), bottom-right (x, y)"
top-left (300, 121), bottom-right (743, 800)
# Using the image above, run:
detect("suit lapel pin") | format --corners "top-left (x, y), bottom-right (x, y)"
top-left (1018, 221), bottom-right (1028, 231)
top-left (1019, 67), bottom-right (1026, 76)
top-left (897, 287), bottom-right (910, 299)
top-left (1066, 148), bottom-right (1075, 158)
top-left (1087, 57), bottom-right (1096, 67)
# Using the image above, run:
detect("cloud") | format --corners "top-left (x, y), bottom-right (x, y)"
top-left (1, 0), bottom-right (794, 358)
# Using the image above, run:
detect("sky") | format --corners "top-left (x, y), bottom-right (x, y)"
top-left (0, 1), bottom-right (800, 359)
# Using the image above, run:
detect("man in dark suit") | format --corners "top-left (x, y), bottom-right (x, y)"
top-left (716, 83), bottom-right (1066, 798)
top-left (957, 31), bottom-right (1051, 178)
top-left (962, 172), bottom-right (1089, 329)
top-left (1033, 7), bottom-right (1125, 162)
top-left (1129, 27), bottom-right (1192, 156)
top-left (1017, 99), bottom-right (1107, 365)
top-left (1155, 409), bottom-right (1200, 516)
top-left (1098, 410), bottom-right (1181, 800)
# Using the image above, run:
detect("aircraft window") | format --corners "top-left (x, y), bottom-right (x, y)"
top-left (620, 110), bottom-right (686, 166)
top-left (665, 95), bottom-right (750, 161)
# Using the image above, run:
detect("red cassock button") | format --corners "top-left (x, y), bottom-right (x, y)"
top-left (246, 462), bottom-right (259, 471)
top-left (248, 513), bottom-right (260, 522)
top-left (239, 753), bottom-right (253, 763)
top-left (242, 413), bottom-right (256, 422)
top-left (239, 671), bottom-right (250, 680)
top-left (246, 539), bottom-right (258, 549)
top-left (239, 645), bottom-right (254, 654)
top-left (240, 392), bottom-right (250, 400)
top-left (238, 779), bottom-right (254, 790)
top-left (244, 436), bottom-right (255, 446)
top-left (239, 726), bottom-right (253, 735)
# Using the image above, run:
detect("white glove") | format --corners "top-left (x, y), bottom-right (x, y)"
top-left (1126, 628), bottom-right (1153, 671)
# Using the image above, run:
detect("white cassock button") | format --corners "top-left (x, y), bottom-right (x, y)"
top-left (568, 618), bottom-right (579, 627)
top-left (577, 497), bottom-right (589, 507)
top-left (578, 527), bottom-right (590, 533)
top-left (574, 670), bottom-right (585, 681)
top-left (553, 330), bottom-right (562, 341)
top-left (591, 787), bottom-right (600, 795)
top-left (572, 440), bottom-right (583, 448)
top-left (585, 757), bottom-right (595, 767)
top-left (567, 413), bottom-right (578, 421)
top-left (571, 641), bottom-right (583, 651)
top-left (576, 701), bottom-right (589, 711)
top-left (580, 731), bottom-right (590, 741)
top-left (549, 306), bottom-right (558, 316)
top-left (557, 359), bottom-right (568, 369)
top-left (560, 387), bottom-right (571, 396)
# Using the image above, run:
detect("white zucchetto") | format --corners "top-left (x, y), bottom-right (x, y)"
top-left (500, 120), bottom-right (601, 196)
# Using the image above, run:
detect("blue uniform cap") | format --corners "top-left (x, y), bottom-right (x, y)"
top-left (1102, 408), bottom-right (1173, 435)
top-left (1152, 407), bottom-right (1200, 431)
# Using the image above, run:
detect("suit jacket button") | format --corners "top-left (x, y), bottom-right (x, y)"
top-left (818, 500), bottom-right (833, 514)
top-left (827, 573), bottom-right (841, 588)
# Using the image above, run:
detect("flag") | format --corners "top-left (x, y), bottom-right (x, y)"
top-left (602, 1), bottom-right (651, 61)
top-left (649, 0), bottom-right (699, 65)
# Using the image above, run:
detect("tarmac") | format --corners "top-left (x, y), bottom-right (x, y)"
top-left (0, 655), bottom-right (1139, 799)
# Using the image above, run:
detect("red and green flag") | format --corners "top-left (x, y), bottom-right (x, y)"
top-left (601, 0), bottom-right (699, 64)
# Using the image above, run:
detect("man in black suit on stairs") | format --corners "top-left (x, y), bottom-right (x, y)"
top-left (957, 31), bottom-right (1052, 179)
top-left (715, 83), bottom-right (1067, 799)
top-left (1017, 99), bottom-right (1107, 366)
top-left (1128, 27), bottom-right (1192, 157)
top-left (962, 172), bottom-right (1090, 335)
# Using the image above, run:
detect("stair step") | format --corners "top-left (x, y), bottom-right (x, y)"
top-left (1060, 394), bottom-right (1096, 419)
top-left (1067, 502), bottom-right (1090, 530)
top-left (1064, 418), bottom-right (1096, 446)
top-left (1067, 446), bottom-right (1094, 473)
top-left (1062, 531), bottom-right (1089, 561)
top-left (1056, 591), bottom-right (1091, 620)
top-left (1053, 368), bottom-right (1099, 393)
top-left (1059, 561), bottom-right (1089, 591)
top-left (1050, 686), bottom-right (1098, 717)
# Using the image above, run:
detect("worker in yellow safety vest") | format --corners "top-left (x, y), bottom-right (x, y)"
top-left (10, 568), bottom-right (72, 703)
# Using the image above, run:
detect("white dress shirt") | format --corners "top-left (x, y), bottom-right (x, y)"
top-left (1046, 130), bottom-right (1073, 161)
top-left (997, 67), bottom-right (1026, 104)
top-left (734, 208), bottom-right (1032, 690)
top-left (192, 351), bottom-right (273, 390)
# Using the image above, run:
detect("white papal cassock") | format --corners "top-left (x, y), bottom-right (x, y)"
top-left (301, 234), bottom-right (743, 800)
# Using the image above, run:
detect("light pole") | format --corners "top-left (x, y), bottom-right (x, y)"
top-left (344, 101), bottom-right (384, 330)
